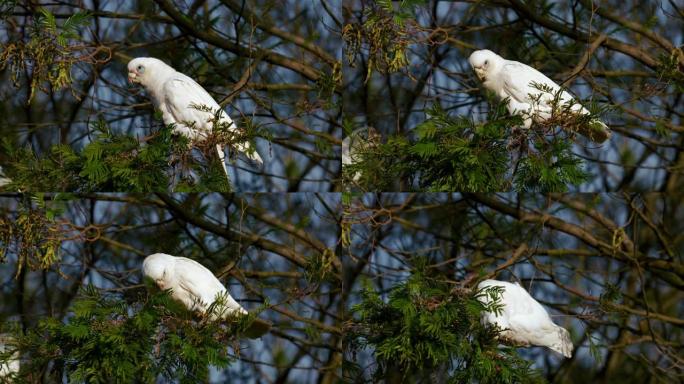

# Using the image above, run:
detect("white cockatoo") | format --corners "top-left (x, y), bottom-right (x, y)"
top-left (469, 49), bottom-right (611, 143)
top-left (142, 253), bottom-right (271, 338)
top-left (0, 335), bottom-right (19, 379)
top-left (476, 279), bottom-right (573, 358)
top-left (342, 127), bottom-right (380, 183)
top-left (127, 57), bottom-right (263, 180)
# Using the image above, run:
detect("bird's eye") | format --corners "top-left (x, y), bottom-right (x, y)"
top-left (484, 60), bottom-right (488, 65)
top-left (137, 65), bottom-right (144, 73)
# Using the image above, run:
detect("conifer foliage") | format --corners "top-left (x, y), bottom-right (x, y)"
top-left (343, 0), bottom-right (684, 192)
top-left (342, 193), bottom-right (684, 383)
top-left (1, 122), bottom-right (232, 192)
top-left (0, 194), bottom-right (343, 382)
top-left (0, 1), bottom-right (341, 192)
top-left (345, 266), bottom-right (543, 383)
top-left (14, 287), bottom-right (241, 383)
top-left (344, 103), bottom-right (588, 191)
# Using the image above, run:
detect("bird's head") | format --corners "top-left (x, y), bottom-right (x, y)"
top-left (142, 253), bottom-right (175, 289)
top-left (468, 50), bottom-right (503, 82)
top-left (127, 57), bottom-right (175, 87)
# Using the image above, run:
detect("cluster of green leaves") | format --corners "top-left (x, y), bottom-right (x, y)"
top-left (344, 266), bottom-right (543, 383)
top-left (342, 1), bottom-right (423, 82)
top-left (305, 248), bottom-right (337, 285)
top-left (345, 102), bottom-right (589, 192)
top-left (598, 283), bottom-right (624, 315)
top-left (374, 0), bottom-right (427, 24)
top-left (0, 120), bottom-right (231, 192)
top-left (657, 52), bottom-right (684, 93)
top-left (409, 104), bottom-right (512, 191)
top-left (315, 61), bottom-right (342, 109)
top-left (0, 7), bottom-right (91, 103)
top-left (0, 196), bottom-right (64, 274)
top-left (10, 286), bottom-right (242, 383)
top-left (514, 138), bottom-right (588, 192)
top-left (186, 103), bottom-right (270, 173)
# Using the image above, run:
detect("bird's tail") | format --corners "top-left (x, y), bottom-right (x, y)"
top-left (550, 326), bottom-right (573, 358)
top-left (215, 144), bottom-right (230, 182)
top-left (219, 116), bottom-right (263, 167)
top-left (574, 119), bottom-right (611, 143)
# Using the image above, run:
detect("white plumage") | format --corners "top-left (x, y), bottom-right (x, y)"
top-left (142, 253), bottom-right (270, 338)
top-left (469, 49), bottom-right (611, 143)
top-left (477, 279), bottom-right (573, 358)
top-left (127, 57), bottom-right (263, 180)
top-left (0, 335), bottom-right (19, 379)
top-left (342, 127), bottom-right (380, 183)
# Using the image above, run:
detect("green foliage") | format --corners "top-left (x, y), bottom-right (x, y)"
top-left (316, 61), bottom-right (342, 109)
top-left (12, 286), bottom-right (238, 383)
top-left (342, 0), bottom-right (426, 81)
top-left (305, 248), bottom-right (337, 284)
top-left (657, 52), bottom-right (684, 93)
top-left (0, 200), bottom-right (62, 274)
top-left (0, 7), bottom-right (91, 103)
top-left (375, 0), bottom-right (427, 24)
top-left (598, 283), bottom-right (623, 313)
top-left (187, 103), bottom-right (263, 151)
top-left (514, 139), bottom-right (588, 192)
top-left (37, 8), bottom-right (90, 47)
top-left (345, 103), bottom-right (590, 191)
top-left (345, 266), bottom-right (544, 383)
top-left (342, 2), bottom-right (418, 81)
top-left (342, 133), bottom-right (410, 191)
top-left (1, 121), bottom-right (232, 192)
top-left (587, 334), bottom-right (602, 362)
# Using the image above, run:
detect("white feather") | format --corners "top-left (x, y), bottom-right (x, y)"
top-left (127, 58), bottom-right (263, 181)
top-left (142, 253), bottom-right (246, 319)
top-left (142, 253), bottom-right (271, 338)
top-left (469, 49), bottom-right (611, 143)
top-left (0, 335), bottom-right (19, 378)
top-left (477, 279), bottom-right (573, 358)
top-left (342, 127), bottom-right (379, 183)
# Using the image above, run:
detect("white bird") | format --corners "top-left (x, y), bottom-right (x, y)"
top-left (142, 253), bottom-right (271, 338)
top-left (476, 279), bottom-right (573, 358)
top-left (469, 49), bottom-right (611, 143)
top-left (0, 335), bottom-right (19, 379)
top-left (342, 127), bottom-right (380, 183)
top-left (127, 58), bottom-right (263, 181)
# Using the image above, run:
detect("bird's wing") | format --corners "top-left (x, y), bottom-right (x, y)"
top-left (502, 61), bottom-right (587, 114)
top-left (162, 74), bottom-right (226, 134)
top-left (477, 280), bottom-right (515, 329)
top-left (501, 61), bottom-right (610, 142)
top-left (500, 61), bottom-right (560, 106)
top-left (163, 75), bottom-right (262, 164)
top-left (174, 257), bottom-right (228, 307)
top-left (174, 257), bottom-right (245, 314)
top-left (480, 280), bottom-right (573, 356)
top-left (503, 282), bottom-right (553, 320)
top-left (503, 283), bottom-right (561, 338)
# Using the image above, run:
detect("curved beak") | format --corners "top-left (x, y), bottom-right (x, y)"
top-left (474, 67), bottom-right (486, 81)
top-left (128, 71), bottom-right (137, 84)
